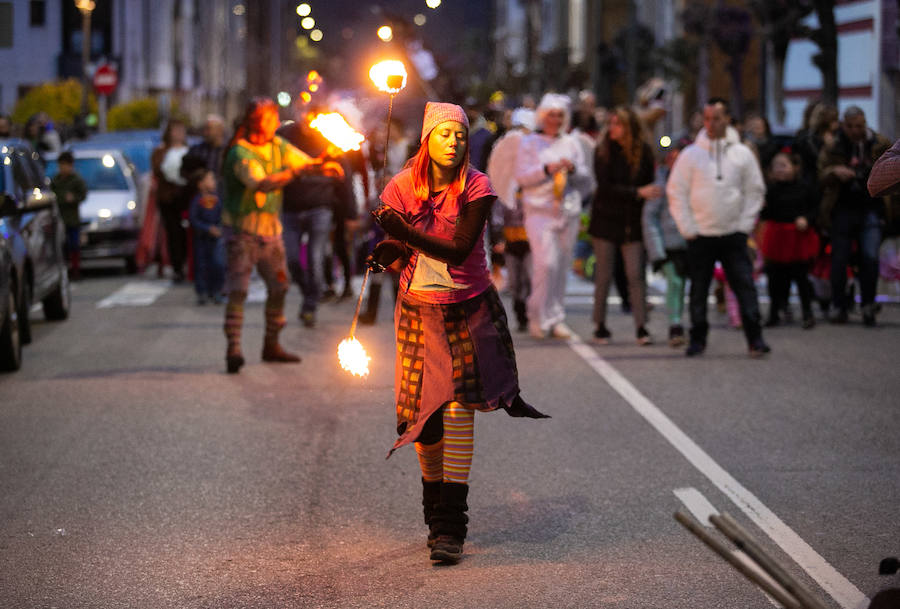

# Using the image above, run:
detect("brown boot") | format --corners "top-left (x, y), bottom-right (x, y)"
top-left (429, 482), bottom-right (468, 563)
top-left (262, 342), bottom-right (301, 363)
top-left (226, 350), bottom-right (245, 374)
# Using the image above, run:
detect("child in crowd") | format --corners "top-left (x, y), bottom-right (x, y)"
top-left (759, 151), bottom-right (820, 328)
top-left (50, 151), bottom-right (88, 280)
top-left (642, 143), bottom-right (688, 347)
top-left (188, 169), bottom-right (225, 305)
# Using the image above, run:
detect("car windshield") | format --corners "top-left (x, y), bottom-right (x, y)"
top-left (45, 156), bottom-right (129, 191)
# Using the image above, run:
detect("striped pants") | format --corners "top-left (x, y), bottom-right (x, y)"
top-left (415, 402), bottom-right (474, 484)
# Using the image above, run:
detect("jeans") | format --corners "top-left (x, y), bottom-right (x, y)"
top-left (830, 208), bottom-right (882, 310)
top-left (282, 207), bottom-right (333, 314)
top-left (686, 233), bottom-right (762, 345)
top-left (193, 236), bottom-right (225, 297)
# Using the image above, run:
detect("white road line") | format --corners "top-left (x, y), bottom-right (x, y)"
top-left (568, 334), bottom-right (869, 609)
top-left (673, 487), bottom-right (720, 526)
top-left (96, 280), bottom-right (172, 308)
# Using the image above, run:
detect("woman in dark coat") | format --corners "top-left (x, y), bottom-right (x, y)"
top-left (589, 106), bottom-right (660, 344)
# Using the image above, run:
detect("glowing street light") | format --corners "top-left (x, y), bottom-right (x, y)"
top-left (426, 0), bottom-right (441, 8)
top-left (301, 16), bottom-right (315, 30)
top-left (377, 25), bottom-right (393, 42)
top-left (296, 3), bottom-right (311, 16)
top-left (310, 29), bottom-right (323, 42)
top-left (414, 14), bottom-right (427, 26)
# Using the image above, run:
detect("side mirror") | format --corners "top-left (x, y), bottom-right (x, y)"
top-left (24, 190), bottom-right (52, 213)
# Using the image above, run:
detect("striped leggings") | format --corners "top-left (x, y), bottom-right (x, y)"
top-left (415, 402), bottom-right (474, 484)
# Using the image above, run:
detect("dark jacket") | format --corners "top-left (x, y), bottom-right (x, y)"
top-left (189, 192), bottom-right (222, 239)
top-left (50, 172), bottom-right (88, 228)
top-left (760, 179), bottom-right (818, 224)
top-left (278, 122), bottom-right (353, 217)
top-left (818, 127), bottom-right (891, 220)
top-left (589, 140), bottom-right (655, 243)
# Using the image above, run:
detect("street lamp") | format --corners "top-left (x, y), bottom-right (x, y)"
top-left (74, 0), bottom-right (95, 120)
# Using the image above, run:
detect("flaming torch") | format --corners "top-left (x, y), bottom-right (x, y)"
top-left (337, 61), bottom-right (408, 377)
top-left (309, 112), bottom-right (366, 152)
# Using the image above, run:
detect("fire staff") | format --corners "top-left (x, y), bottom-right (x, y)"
top-left (368, 102), bottom-right (549, 564)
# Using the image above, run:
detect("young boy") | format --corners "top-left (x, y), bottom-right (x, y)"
top-left (50, 151), bottom-right (88, 280)
top-left (188, 169), bottom-right (225, 304)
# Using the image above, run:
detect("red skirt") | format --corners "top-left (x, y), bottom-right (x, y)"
top-left (759, 221), bottom-right (820, 263)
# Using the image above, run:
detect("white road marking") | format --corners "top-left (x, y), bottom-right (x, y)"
top-left (673, 487), bottom-right (720, 526)
top-left (246, 277), bottom-right (267, 304)
top-left (568, 334), bottom-right (869, 609)
top-left (97, 280), bottom-right (172, 308)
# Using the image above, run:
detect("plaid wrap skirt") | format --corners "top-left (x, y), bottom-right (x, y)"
top-left (391, 286), bottom-right (547, 454)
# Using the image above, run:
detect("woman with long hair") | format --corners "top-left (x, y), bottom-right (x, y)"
top-left (589, 106), bottom-right (660, 344)
top-left (368, 102), bottom-right (548, 564)
top-left (151, 119), bottom-right (190, 281)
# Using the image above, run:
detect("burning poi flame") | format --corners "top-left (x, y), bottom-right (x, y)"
top-left (369, 60), bottom-right (408, 94)
top-left (309, 113), bottom-right (366, 152)
top-left (338, 337), bottom-right (371, 377)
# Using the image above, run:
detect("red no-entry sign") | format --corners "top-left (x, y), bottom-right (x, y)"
top-left (93, 64), bottom-right (118, 96)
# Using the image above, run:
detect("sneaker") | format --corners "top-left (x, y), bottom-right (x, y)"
top-left (748, 339), bottom-right (771, 358)
top-left (550, 323), bottom-right (572, 339)
top-left (668, 325), bottom-right (685, 348)
top-left (685, 342), bottom-right (706, 357)
top-left (801, 314), bottom-right (816, 330)
top-left (592, 324), bottom-right (611, 344)
top-left (300, 311), bottom-right (316, 328)
top-left (196, 295), bottom-right (208, 306)
top-left (862, 304), bottom-right (876, 327)
top-left (636, 326), bottom-right (653, 346)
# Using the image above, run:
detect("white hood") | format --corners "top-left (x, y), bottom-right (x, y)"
top-left (665, 125), bottom-right (765, 238)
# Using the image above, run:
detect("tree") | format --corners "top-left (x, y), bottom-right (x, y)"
top-left (808, 0), bottom-right (838, 106)
top-left (749, 0), bottom-right (814, 124)
top-left (711, 4), bottom-right (754, 119)
top-left (12, 79), bottom-right (96, 126)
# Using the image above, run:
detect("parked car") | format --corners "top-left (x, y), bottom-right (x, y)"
top-left (45, 148), bottom-right (143, 273)
top-left (0, 217), bottom-right (24, 371)
top-left (0, 139), bottom-right (70, 371)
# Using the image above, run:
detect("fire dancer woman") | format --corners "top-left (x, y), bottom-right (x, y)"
top-left (368, 102), bottom-right (548, 564)
top-left (221, 97), bottom-right (321, 373)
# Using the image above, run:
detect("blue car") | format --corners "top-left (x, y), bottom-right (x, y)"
top-left (0, 140), bottom-right (70, 371)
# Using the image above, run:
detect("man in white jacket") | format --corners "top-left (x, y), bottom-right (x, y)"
top-left (666, 98), bottom-right (770, 357)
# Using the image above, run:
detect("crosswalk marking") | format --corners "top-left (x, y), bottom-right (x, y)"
top-left (97, 280), bottom-right (172, 308)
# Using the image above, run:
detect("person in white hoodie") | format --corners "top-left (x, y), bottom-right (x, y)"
top-left (666, 98), bottom-right (770, 357)
top-left (515, 93), bottom-right (596, 339)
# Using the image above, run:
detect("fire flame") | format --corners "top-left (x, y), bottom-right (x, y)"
top-left (369, 60), bottom-right (408, 94)
top-left (338, 336), bottom-right (371, 377)
top-left (309, 113), bottom-right (365, 152)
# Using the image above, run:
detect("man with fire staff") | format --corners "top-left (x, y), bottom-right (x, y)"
top-left (367, 102), bottom-right (549, 564)
top-left (221, 97), bottom-right (323, 374)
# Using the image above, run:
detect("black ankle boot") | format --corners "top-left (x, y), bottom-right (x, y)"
top-left (513, 299), bottom-right (528, 331)
top-left (422, 479), bottom-right (441, 548)
top-left (429, 482), bottom-right (469, 563)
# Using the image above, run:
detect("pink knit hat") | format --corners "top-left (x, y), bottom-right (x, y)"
top-left (420, 102), bottom-right (469, 143)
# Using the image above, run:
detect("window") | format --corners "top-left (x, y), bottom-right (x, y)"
top-left (0, 3), bottom-right (13, 48)
top-left (30, 1), bottom-right (45, 27)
